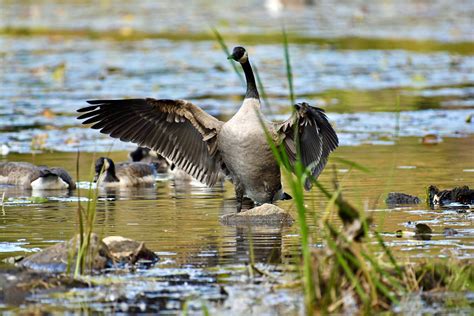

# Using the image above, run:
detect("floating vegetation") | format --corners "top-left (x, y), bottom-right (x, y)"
top-left (1, 196), bottom-right (49, 206)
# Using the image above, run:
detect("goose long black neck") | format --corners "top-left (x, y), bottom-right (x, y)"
top-left (104, 160), bottom-right (119, 182)
top-left (241, 60), bottom-right (259, 100)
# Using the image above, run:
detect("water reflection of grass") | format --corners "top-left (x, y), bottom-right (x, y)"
top-left (2, 26), bottom-right (473, 55)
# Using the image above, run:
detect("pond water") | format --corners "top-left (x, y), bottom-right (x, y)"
top-left (0, 0), bottom-right (473, 314)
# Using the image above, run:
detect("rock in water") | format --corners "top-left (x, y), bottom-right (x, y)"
top-left (220, 204), bottom-right (294, 226)
top-left (19, 233), bottom-right (112, 273)
top-left (386, 192), bottom-right (420, 205)
top-left (18, 234), bottom-right (158, 273)
top-left (103, 236), bottom-right (158, 264)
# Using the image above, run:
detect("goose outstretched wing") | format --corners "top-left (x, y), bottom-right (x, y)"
top-left (78, 99), bottom-right (224, 186)
top-left (274, 102), bottom-right (339, 190)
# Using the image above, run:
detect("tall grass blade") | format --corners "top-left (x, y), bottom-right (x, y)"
top-left (253, 107), bottom-right (315, 308)
top-left (211, 27), bottom-right (244, 86)
top-left (331, 157), bottom-right (371, 173)
top-left (253, 64), bottom-right (273, 114)
top-left (374, 230), bottom-right (402, 275)
top-left (72, 153), bottom-right (101, 277)
top-left (282, 26), bottom-right (295, 105)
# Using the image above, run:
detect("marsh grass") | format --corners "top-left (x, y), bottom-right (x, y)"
top-left (211, 27), bottom-right (244, 86)
top-left (65, 150), bottom-right (100, 277)
top-left (282, 27), bottom-right (295, 106)
top-left (253, 65), bottom-right (272, 115)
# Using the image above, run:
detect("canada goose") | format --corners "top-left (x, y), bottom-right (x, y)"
top-left (129, 147), bottom-right (195, 181)
top-left (129, 146), bottom-right (170, 173)
top-left (428, 185), bottom-right (474, 206)
top-left (78, 46), bottom-right (338, 211)
top-left (94, 157), bottom-right (156, 187)
top-left (0, 162), bottom-right (76, 190)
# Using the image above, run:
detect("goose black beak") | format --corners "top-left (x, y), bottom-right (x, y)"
top-left (227, 54), bottom-right (235, 61)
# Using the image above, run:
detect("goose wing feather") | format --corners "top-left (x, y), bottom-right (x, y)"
top-left (78, 98), bottom-right (224, 186)
top-left (274, 102), bottom-right (338, 190)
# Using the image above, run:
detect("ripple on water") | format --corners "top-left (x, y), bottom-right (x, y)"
top-left (0, 242), bottom-right (40, 253)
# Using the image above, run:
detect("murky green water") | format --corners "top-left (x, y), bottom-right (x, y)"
top-left (0, 0), bottom-right (473, 314)
top-left (1, 137), bottom-right (473, 264)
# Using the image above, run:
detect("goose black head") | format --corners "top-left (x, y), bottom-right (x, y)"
top-left (427, 185), bottom-right (439, 206)
top-left (228, 46), bottom-right (248, 63)
top-left (94, 157), bottom-right (119, 182)
top-left (129, 147), bottom-right (151, 162)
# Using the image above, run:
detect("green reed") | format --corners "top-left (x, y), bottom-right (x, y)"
top-left (282, 27), bottom-right (295, 106)
top-left (66, 151), bottom-right (100, 277)
top-left (211, 27), bottom-right (244, 86)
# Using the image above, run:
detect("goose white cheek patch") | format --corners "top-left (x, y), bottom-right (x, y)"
top-left (31, 176), bottom-right (69, 190)
top-left (239, 51), bottom-right (248, 63)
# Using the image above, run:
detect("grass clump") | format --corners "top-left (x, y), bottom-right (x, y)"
top-left (303, 184), bottom-right (473, 313)
top-left (66, 151), bottom-right (100, 277)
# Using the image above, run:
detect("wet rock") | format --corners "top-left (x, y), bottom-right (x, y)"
top-left (0, 268), bottom-right (89, 306)
top-left (103, 236), bottom-right (159, 265)
top-left (18, 234), bottom-right (158, 273)
top-left (220, 204), bottom-right (294, 227)
top-left (386, 192), bottom-right (420, 205)
top-left (19, 233), bottom-right (113, 273)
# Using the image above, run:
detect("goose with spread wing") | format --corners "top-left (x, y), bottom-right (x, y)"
top-left (77, 46), bottom-right (338, 212)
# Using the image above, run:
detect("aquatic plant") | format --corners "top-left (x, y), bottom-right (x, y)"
top-left (66, 151), bottom-right (100, 277)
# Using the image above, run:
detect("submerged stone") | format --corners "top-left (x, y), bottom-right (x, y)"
top-left (103, 236), bottom-right (159, 265)
top-left (386, 192), bottom-right (420, 205)
top-left (19, 233), bottom-right (112, 273)
top-left (0, 268), bottom-right (89, 306)
top-left (18, 234), bottom-right (158, 273)
top-left (220, 204), bottom-right (294, 227)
